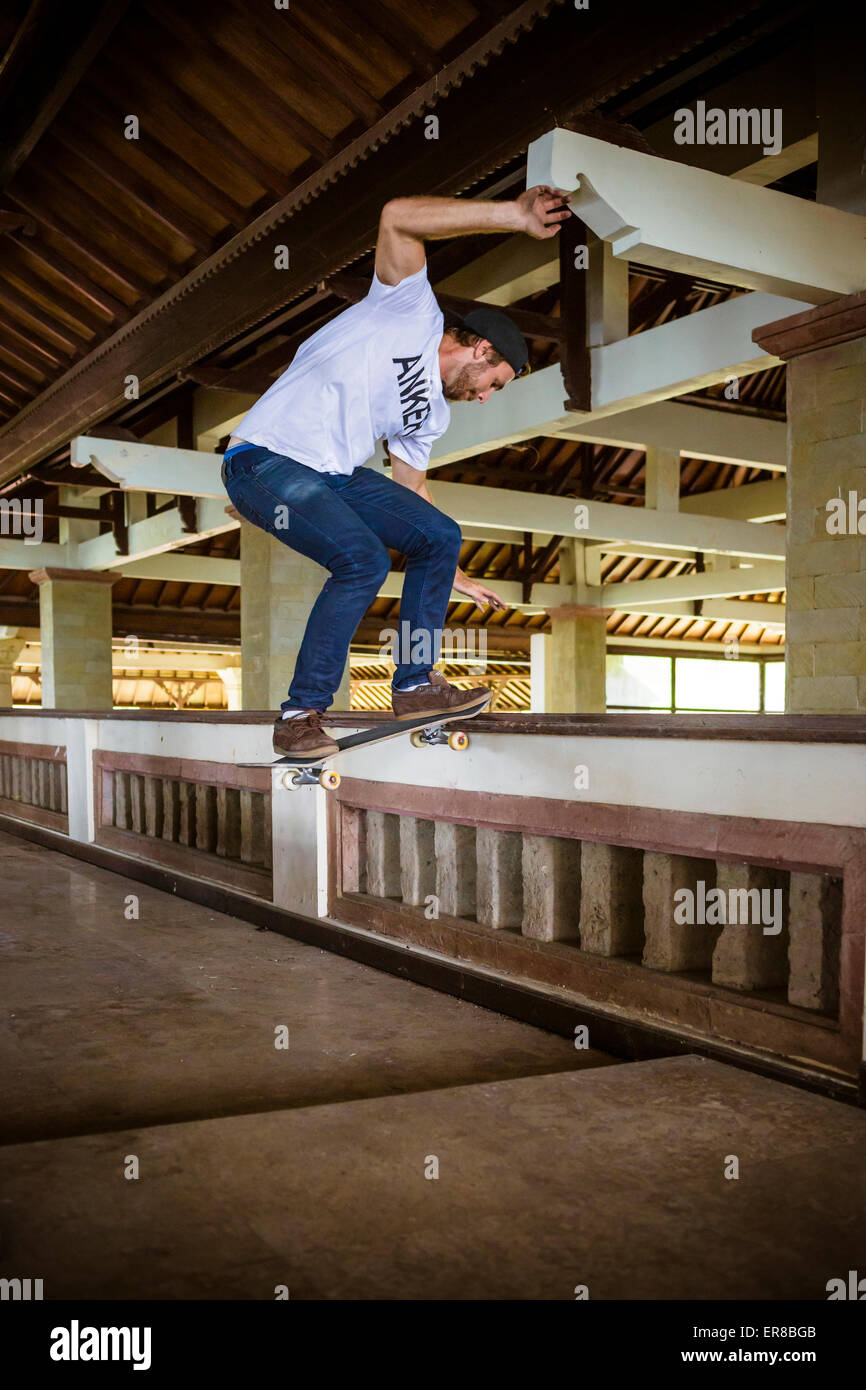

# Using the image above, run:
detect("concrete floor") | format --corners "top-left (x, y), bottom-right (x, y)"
top-left (2, 827), bottom-right (865, 1299)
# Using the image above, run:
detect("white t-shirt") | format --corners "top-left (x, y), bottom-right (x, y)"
top-left (235, 264), bottom-right (450, 475)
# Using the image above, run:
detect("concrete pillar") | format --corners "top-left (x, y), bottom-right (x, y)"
top-left (29, 568), bottom-right (119, 710)
top-left (711, 863), bottom-right (789, 991)
top-left (529, 632), bottom-right (548, 712)
top-left (522, 834), bottom-right (581, 942)
top-left (579, 841), bottom-right (644, 956)
top-left (787, 871), bottom-right (842, 1013)
top-left (217, 660), bottom-right (243, 711)
top-left (434, 821), bottom-right (476, 918)
top-left (644, 447), bottom-right (681, 512)
top-left (784, 334), bottom-right (866, 712)
top-left (543, 605), bottom-right (607, 712)
top-left (239, 518), bottom-right (351, 711)
top-left (642, 851), bottom-right (720, 971)
top-left (0, 632), bottom-right (25, 706)
top-left (476, 827), bottom-right (523, 928)
top-left (366, 811), bottom-right (401, 898)
top-left (400, 815), bottom-right (436, 906)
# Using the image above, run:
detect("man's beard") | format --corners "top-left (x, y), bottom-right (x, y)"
top-left (442, 360), bottom-right (489, 402)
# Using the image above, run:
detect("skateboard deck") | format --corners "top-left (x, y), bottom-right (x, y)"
top-left (239, 697), bottom-right (489, 788)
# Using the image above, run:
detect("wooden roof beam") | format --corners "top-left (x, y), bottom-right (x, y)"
top-left (51, 126), bottom-right (212, 255)
top-left (7, 233), bottom-right (131, 322)
top-left (226, 0), bottom-right (384, 128)
top-left (0, 0), bottom-right (130, 188)
top-left (141, 5), bottom-right (334, 168)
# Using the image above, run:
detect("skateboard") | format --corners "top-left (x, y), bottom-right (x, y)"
top-left (239, 696), bottom-right (490, 790)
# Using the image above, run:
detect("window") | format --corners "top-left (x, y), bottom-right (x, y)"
top-left (606, 654), bottom-right (672, 710)
top-left (605, 653), bottom-right (786, 713)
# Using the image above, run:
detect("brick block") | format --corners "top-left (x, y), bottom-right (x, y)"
top-left (712, 863), bottom-right (789, 991)
top-left (814, 641), bottom-right (866, 677)
top-left (788, 537), bottom-right (860, 578)
top-left (399, 816), bottom-right (436, 907)
top-left (580, 841), bottom-right (644, 956)
top-left (366, 811), bottom-right (401, 898)
top-left (642, 852), bottom-right (719, 971)
top-left (788, 608), bottom-right (859, 643)
top-left (787, 872), bottom-right (842, 1013)
top-left (787, 644), bottom-right (814, 677)
top-left (476, 827), bottom-right (523, 928)
top-left (789, 674), bottom-right (858, 711)
top-left (435, 821), bottom-right (477, 919)
top-left (789, 398), bottom-right (861, 445)
top-left (522, 834), bottom-right (581, 942)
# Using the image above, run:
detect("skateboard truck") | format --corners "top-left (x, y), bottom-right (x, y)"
top-left (281, 766), bottom-right (341, 790)
top-left (409, 724), bottom-right (469, 750)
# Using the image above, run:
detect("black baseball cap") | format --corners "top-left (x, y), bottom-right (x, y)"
top-left (458, 305), bottom-right (530, 379)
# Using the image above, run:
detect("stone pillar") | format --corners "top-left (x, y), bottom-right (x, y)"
top-left (543, 606), bottom-right (607, 712)
top-left (400, 816), bottom-right (436, 906)
top-left (434, 821), bottom-right (476, 918)
top-left (711, 863), bottom-right (789, 991)
top-left (29, 568), bottom-right (119, 710)
top-left (787, 871), bottom-right (842, 1013)
top-left (579, 842), bottom-right (644, 956)
top-left (476, 827), bottom-right (523, 928)
top-left (522, 834), bottom-right (581, 942)
top-left (239, 518), bottom-right (351, 711)
top-left (754, 297), bottom-right (866, 712)
top-left (0, 632), bottom-right (25, 706)
top-left (366, 811), bottom-right (401, 898)
top-left (642, 851), bottom-right (719, 972)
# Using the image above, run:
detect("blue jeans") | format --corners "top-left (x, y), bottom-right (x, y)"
top-left (221, 445), bottom-right (462, 710)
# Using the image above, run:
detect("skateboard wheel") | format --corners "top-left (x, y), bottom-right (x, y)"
top-left (448, 731), bottom-right (469, 751)
top-left (409, 730), bottom-right (426, 748)
top-left (319, 769), bottom-right (341, 790)
top-left (281, 771), bottom-right (299, 790)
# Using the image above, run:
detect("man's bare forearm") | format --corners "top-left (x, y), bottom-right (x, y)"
top-left (381, 195), bottom-right (524, 243)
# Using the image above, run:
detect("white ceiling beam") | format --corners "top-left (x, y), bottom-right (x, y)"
top-left (76, 498), bottom-right (235, 570)
top-left (428, 481), bottom-right (785, 560)
top-left (118, 555), bottom-right (241, 585)
top-left (435, 237), bottom-right (556, 304)
top-left (528, 127), bottom-right (866, 302)
top-left (378, 569), bottom-right (573, 614)
top-left (429, 368), bottom-right (787, 470)
top-left (589, 291), bottom-right (810, 416)
top-left (680, 478), bottom-right (786, 522)
top-left (0, 541), bottom-right (67, 570)
top-left (730, 133), bottom-right (819, 187)
top-left (71, 437), bottom-right (226, 498)
top-left (630, 599), bottom-right (785, 627)
top-left (553, 400), bottom-right (786, 471)
top-left (603, 562), bottom-right (785, 609)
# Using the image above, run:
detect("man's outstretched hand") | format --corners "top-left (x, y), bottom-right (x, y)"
top-left (453, 569), bottom-right (509, 613)
top-left (516, 184), bottom-right (572, 239)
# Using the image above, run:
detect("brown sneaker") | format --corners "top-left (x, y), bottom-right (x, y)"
top-left (273, 710), bottom-right (339, 759)
top-left (391, 670), bottom-right (491, 721)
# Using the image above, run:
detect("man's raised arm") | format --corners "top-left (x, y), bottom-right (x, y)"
top-left (374, 186), bottom-right (571, 286)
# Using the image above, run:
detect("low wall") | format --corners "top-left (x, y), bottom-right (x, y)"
top-left (1, 709), bottom-right (863, 1093)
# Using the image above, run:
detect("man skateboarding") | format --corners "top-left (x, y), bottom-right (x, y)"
top-left (221, 185), bottom-right (571, 759)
